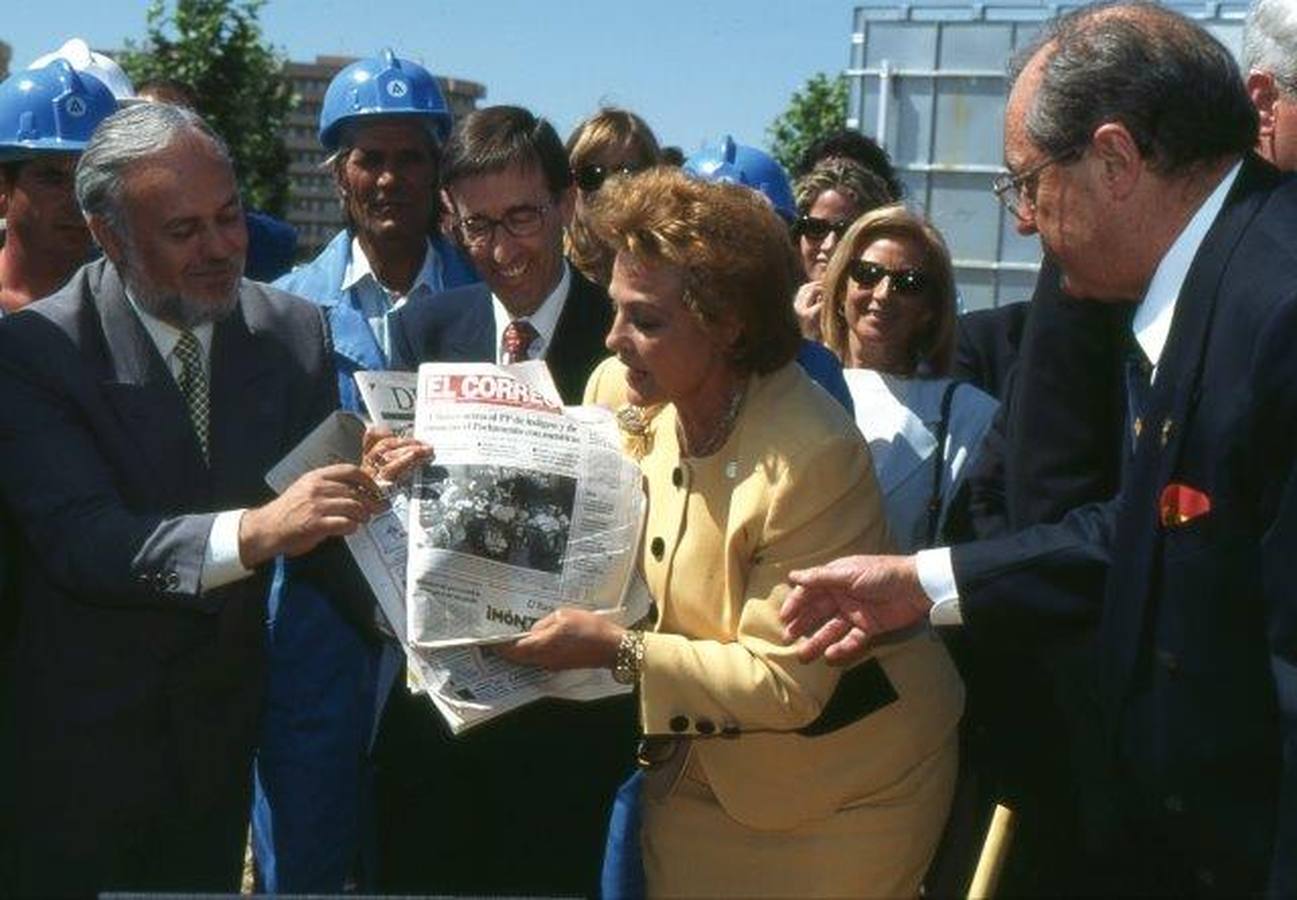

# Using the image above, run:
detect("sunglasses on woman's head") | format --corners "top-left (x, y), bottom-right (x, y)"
top-left (573, 163), bottom-right (640, 193)
top-left (847, 259), bottom-right (928, 296)
top-left (793, 215), bottom-right (852, 242)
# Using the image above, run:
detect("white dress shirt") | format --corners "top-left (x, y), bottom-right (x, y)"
top-left (490, 261), bottom-right (571, 364)
top-left (127, 295), bottom-right (252, 593)
top-left (341, 235), bottom-right (446, 362)
top-left (920, 160), bottom-right (1244, 624)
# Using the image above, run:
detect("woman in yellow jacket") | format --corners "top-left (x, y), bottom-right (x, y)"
top-left (500, 168), bottom-right (963, 898)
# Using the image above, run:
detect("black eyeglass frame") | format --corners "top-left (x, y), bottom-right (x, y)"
top-left (572, 162), bottom-right (641, 193)
top-left (455, 203), bottom-right (551, 247)
top-left (847, 259), bottom-right (929, 296)
top-left (792, 214), bottom-right (853, 242)
top-left (991, 146), bottom-right (1084, 221)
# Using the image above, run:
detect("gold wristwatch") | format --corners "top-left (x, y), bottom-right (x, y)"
top-left (612, 630), bottom-right (646, 685)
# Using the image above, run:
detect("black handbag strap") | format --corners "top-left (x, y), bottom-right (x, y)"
top-left (925, 380), bottom-right (962, 547)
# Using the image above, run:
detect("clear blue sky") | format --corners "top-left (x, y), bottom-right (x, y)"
top-left (5, 0), bottom-right (859, 153)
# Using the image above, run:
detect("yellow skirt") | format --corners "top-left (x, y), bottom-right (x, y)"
top-left (641, 735), bottom-right (958, 899)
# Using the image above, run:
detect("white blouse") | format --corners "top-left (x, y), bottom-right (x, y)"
top-left (843, 370), bottom-right (998, 553)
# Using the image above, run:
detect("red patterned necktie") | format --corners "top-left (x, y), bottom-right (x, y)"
top-left (502, 319), bottom-right (539, 364)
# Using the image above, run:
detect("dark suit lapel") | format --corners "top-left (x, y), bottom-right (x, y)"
top-left (546, 267), bottom-right (612, 403)
top-left (1101, 156), bottom-right (1277, 709)
top-left (95, 263), bottom-right (209, 503)
top-left (208, 291), bottom-right (286, 504)
top-left (445, 285), bottom-right (496, 361)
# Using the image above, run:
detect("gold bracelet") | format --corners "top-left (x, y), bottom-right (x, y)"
top-left (612, 630), bottom-right (646, 685)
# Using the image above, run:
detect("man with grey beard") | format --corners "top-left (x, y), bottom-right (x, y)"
top-left (0, 102), bottom-right (383, 897)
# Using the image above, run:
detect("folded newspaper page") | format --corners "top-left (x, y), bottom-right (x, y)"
top-left (264, 409), bottom-right (410, 649)
top-left (405, 362), bottom-right (647, 649)
top-left (348, 363), bottom-right (650, 734)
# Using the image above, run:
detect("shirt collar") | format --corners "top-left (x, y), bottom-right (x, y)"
top-left (491, 260), bottom-right (572, 363)
top-left (341, 235), bottom-right (442, 301)
top-left (124, 289), bottom-right (216, 374)
top-left (1132, 159), bottom-right (1242, 370)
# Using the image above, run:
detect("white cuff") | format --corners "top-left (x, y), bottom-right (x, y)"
top-left (201, 509), bottom-right (253, 591)
top-left (916, 547), bottom-right (963, 626)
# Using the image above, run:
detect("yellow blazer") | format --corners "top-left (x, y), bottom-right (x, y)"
top-left (585, 357), bottom-right (964, 831)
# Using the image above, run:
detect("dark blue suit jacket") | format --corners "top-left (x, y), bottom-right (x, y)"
top-left (389, 265), bottom-right (614, 405)
top-left (374, 264), bottom-right (635, 897)
top-left (0, 259), bottom-right (337, 895)
top-left (952, 156), bottom-right (1297, 894)
top-left (953, 300), bottom-right (1030, 402)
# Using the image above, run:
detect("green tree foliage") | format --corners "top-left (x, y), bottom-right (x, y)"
top-left (122, 0), bottom-right (293, 216)
top-left (767, 72), bottom-right (849, 174)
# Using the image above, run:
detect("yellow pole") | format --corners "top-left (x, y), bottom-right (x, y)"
top-left (967, 804), bottom-right (1015, 899)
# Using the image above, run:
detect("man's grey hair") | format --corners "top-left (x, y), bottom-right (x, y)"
top-left (1008, 1), bottom-right (1258, 176)
top-left (1244, 0), bottom-right (1297, 95)
top-left (75, 103), bottom-right (233, 236)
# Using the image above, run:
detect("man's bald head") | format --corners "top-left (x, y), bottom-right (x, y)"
top-left (1009, 1), bottom-right (1257, 177)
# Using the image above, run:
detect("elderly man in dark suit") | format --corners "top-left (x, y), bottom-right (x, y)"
top-left (783, 4), bottom-right (1297, 894)
top-left (943, 256), bottom-right (1132, 895)
top-left (0, 103), bottom-right (381, 898)
top-left (377, 105), bottom-right (628, 898)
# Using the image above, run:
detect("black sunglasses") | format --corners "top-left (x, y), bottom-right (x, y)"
top-left (847, 259), bottom-right (928, 296)
top-left (573, 163), bottom-right (640, 193)
top-left (793, 215), bottom-right (852, 242)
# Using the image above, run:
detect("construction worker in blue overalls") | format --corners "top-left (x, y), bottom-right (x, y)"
top-left (251, 49), bottom-right (477, 893)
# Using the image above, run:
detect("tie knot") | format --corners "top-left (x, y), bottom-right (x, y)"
top-left (502, 319), bottom-right (539, 364)
top-left (1126, 331), bottom-right (1153, 377)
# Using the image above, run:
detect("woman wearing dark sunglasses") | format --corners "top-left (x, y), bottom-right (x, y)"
top-left (564, 107), bottom-right (661, 286)
top-left (791, 159), bottom-right (893, 340)
top-left (820, 204), bottom-right (997, 552)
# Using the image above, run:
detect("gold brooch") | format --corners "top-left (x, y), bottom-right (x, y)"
top-left (615, 404), bottom-right (658, 459)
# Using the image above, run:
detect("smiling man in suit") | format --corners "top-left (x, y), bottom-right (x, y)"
top-left (388, 105), bottom-right (612, 403)
top-left (378, 105), bottom-right (628, 897)
top-left (782, 4), bottom-right (1297, 894)
top-left (0, 103), bottom-right (382, 897)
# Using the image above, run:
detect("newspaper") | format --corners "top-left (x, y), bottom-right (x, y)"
top-left (350, 363), bottom-right (561, 644)
top-left (404, 362), bottom-right (647, 649)
top-left (264, 409), bottom-right (410, 647)
top-left (347, 363), bottom-right (650, 734)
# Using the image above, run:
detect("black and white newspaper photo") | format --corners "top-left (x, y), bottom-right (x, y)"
top-left (405, 362), bottom-right (646, 648)
top-left (345, 363), bottom-right (650, 733)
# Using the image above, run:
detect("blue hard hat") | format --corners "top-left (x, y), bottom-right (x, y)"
top-left (319, 49), bottom-right (453, 151)
top-left (683, 135), bottom-right (797, 222)
top-left (0, 60), bottom-right (118, 161)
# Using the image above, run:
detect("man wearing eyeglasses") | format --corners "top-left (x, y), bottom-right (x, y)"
top-left (388, 105), bottom-right (614, 405)
top-left (783, 3), bottom-right (1297, 895)
top-left (379, 105), bottom-right (625, 898)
